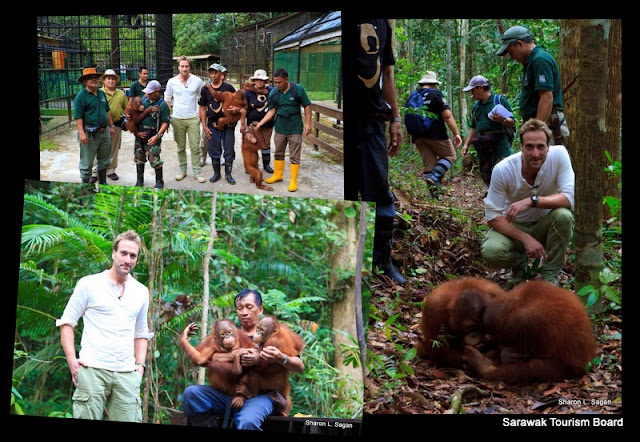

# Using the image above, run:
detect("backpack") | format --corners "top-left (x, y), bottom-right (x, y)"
top-left (472, 94), bottom-right (516, 144)
top-left (271, 82), bottom-right (300, 106)
top-left (404, 88), bottom-right (438, 137)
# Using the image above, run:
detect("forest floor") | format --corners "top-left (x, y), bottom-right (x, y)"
top-left (364, 150), bottom-right (623, 415)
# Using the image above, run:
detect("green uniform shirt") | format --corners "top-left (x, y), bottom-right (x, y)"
top-left (471, 92), bottom-right (513, 159)
top-left (74, 88), bottom-right (110, 128)
top-left (140, 98), bottom-right (171, 130)
top-left (129, 80), bottom-right (146, 99)
top-left (520, 46), bottom-right (563, 119)
top-left (268, 83), bottom-right (311, 135)
top-left (472, 93), bottom-right (514, 134)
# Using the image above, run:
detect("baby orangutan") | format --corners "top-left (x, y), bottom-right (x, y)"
top-left (205, 84), bottom-right (247, 131)
top-left (249, 315), bottom-right (304, 415)
top-left (124, 96), bottom-right (159, 139)
top-left (241, 123), bottom-right (273, 191)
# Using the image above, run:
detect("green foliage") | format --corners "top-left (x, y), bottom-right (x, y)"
top-left (603, 150), bottom-right (622, 220)
top-left (173, 13), bottom-right (287, 57)
top-left (576, 149), bottom-right (623, 311)
top-left (16, 181), bottom-right (365, 421)
top-left (577, 267), bottom-right (622, 309)
top-left (367, 310), bottom-right (417, 384)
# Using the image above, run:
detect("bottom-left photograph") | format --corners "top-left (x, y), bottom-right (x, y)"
top-left (12, 179), bottom-right (371, 436)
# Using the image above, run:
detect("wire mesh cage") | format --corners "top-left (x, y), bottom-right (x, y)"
top-left (37, 14), bottom-right (172, 134)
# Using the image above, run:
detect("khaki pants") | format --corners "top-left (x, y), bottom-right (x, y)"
top-left (481, 208), bottom-right (574, 280)
top-left (414, 138), bottom-right (456, 172)
top-left (72, 366), bottom-right (142, 422)
top-left (273, 132), bottom-right (302, 164)
top-left (172, 116), bottom-right (202, 174)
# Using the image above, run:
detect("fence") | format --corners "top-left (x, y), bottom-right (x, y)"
top-left (306, 103), bottom-right (343, 160)
top-left (37, 14), bottom-right (172, 135)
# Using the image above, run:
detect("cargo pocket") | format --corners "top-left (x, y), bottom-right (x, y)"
top-left (72, 389), bottom-right (93, 420)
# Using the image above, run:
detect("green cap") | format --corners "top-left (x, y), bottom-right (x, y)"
top-left (496, 26), bottom-right (531, 56)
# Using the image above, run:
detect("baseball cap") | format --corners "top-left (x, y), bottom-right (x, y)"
top-left (496, 26), bottom-right (531, 56)
top-left (142, 80), bottom-right (162, 94)
top-left (463, 75), bottom-right (489, 91)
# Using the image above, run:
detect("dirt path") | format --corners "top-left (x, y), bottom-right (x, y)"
top-left (39, 124), bottom-right (344, 200)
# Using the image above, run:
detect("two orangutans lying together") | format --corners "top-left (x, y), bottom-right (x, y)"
top-left (416, 278), bottom-right (597, 384)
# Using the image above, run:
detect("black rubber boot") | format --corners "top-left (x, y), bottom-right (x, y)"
top-left (225, 162), bottom-right (236, 185)
top-left (97, 169), bottom-right (108, 185)
top-left (372, 215), bottom-right (406, 284)
top-left (262, 153), bottom-right (274, 173)
top-left (154, 167), bottom-right (164, 189)
top-left (135, 164), bottom-right (145, 187)
top-left (424, 158), bottom-right (452, 187)
top-left (209, 159), bottom-right (221, 182)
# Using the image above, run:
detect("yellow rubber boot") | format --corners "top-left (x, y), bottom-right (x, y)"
top-left (288, 163), bottom-right (300, 192)
top-left (265, 160), bottom-right (285, 184)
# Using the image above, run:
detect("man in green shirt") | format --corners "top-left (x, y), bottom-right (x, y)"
top-left (497, 25), bottom-right (569, 145)
top-left (74, 68), bottom-right (116, 184)
top-left (255, 68), bottom-right (312, 192)
top-left (128, 67), bottom-right (149, 101)
top-left (461, 75), bottom-right (515, 185)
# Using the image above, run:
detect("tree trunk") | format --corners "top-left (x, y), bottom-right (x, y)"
top-left (459, 19), bottom-right (468, 131)
top-left (143, 189), bottom-right (164, 423)
top-left (329, 200), bottom-right (363, 414)
top-left (199, 192), bottom-right (218, 385)
top-left (604, 19), bottom-right (622, 220)
top-left (563, 20), bottom-right (609, 306)
top-left (446, 19), bottom-right (452, 107)
top-left (496, 19), bottom-right (508, 94)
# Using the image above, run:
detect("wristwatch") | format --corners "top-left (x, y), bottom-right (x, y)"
top-left (531, 195), bottom-right (538, 207)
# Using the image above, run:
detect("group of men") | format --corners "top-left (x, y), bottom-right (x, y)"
top-left (354, 21), bottom-right (574, 288)
top-left (73, 58), bottom-right (311, 192)
top-left (58, 21), bottom-right (579, 429)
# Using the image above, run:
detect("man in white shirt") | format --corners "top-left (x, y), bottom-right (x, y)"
top-left (482, 119), bottom-right (575, 287)
top-left (164, 56), bottom-right (205, 182)
top-left (57, 230), bottom-right (153, 421)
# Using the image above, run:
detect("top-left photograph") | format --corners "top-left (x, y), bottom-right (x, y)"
top-left (36, 12), bottom-right (344, 199)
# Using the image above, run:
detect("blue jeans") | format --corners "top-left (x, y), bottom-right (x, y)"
top-left (207, 124), bottom-right (236, 163)
top-left (182, 384), bottom-right (273, 430)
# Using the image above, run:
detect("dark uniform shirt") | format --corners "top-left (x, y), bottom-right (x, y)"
top-left (355, 19), bottom-right (395, 120)
top-left (198, 82), bottom-right (236, 125)
top-left (73, 88), bottom-right (110, 128)
top-left (267, 83), bottom-right (311, 135)
top-left (520, 46), bottom-right (564, 119)
top-left (246, 86), bottom-right (274, 128)
top-left (140, 98), bottom-right (170, 130)
top-left (129, 80), bottom-right (147, 99)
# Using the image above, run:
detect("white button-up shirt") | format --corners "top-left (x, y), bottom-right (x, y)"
top-left (56, 270), bottom-right (153, 372)
top-left (164, 74), bottom-right (204, 120)
top-left (484, 145), bottom-right (575, 224)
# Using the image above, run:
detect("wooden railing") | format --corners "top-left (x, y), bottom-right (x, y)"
top-left (306, 103), bottom-right (343, 160)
